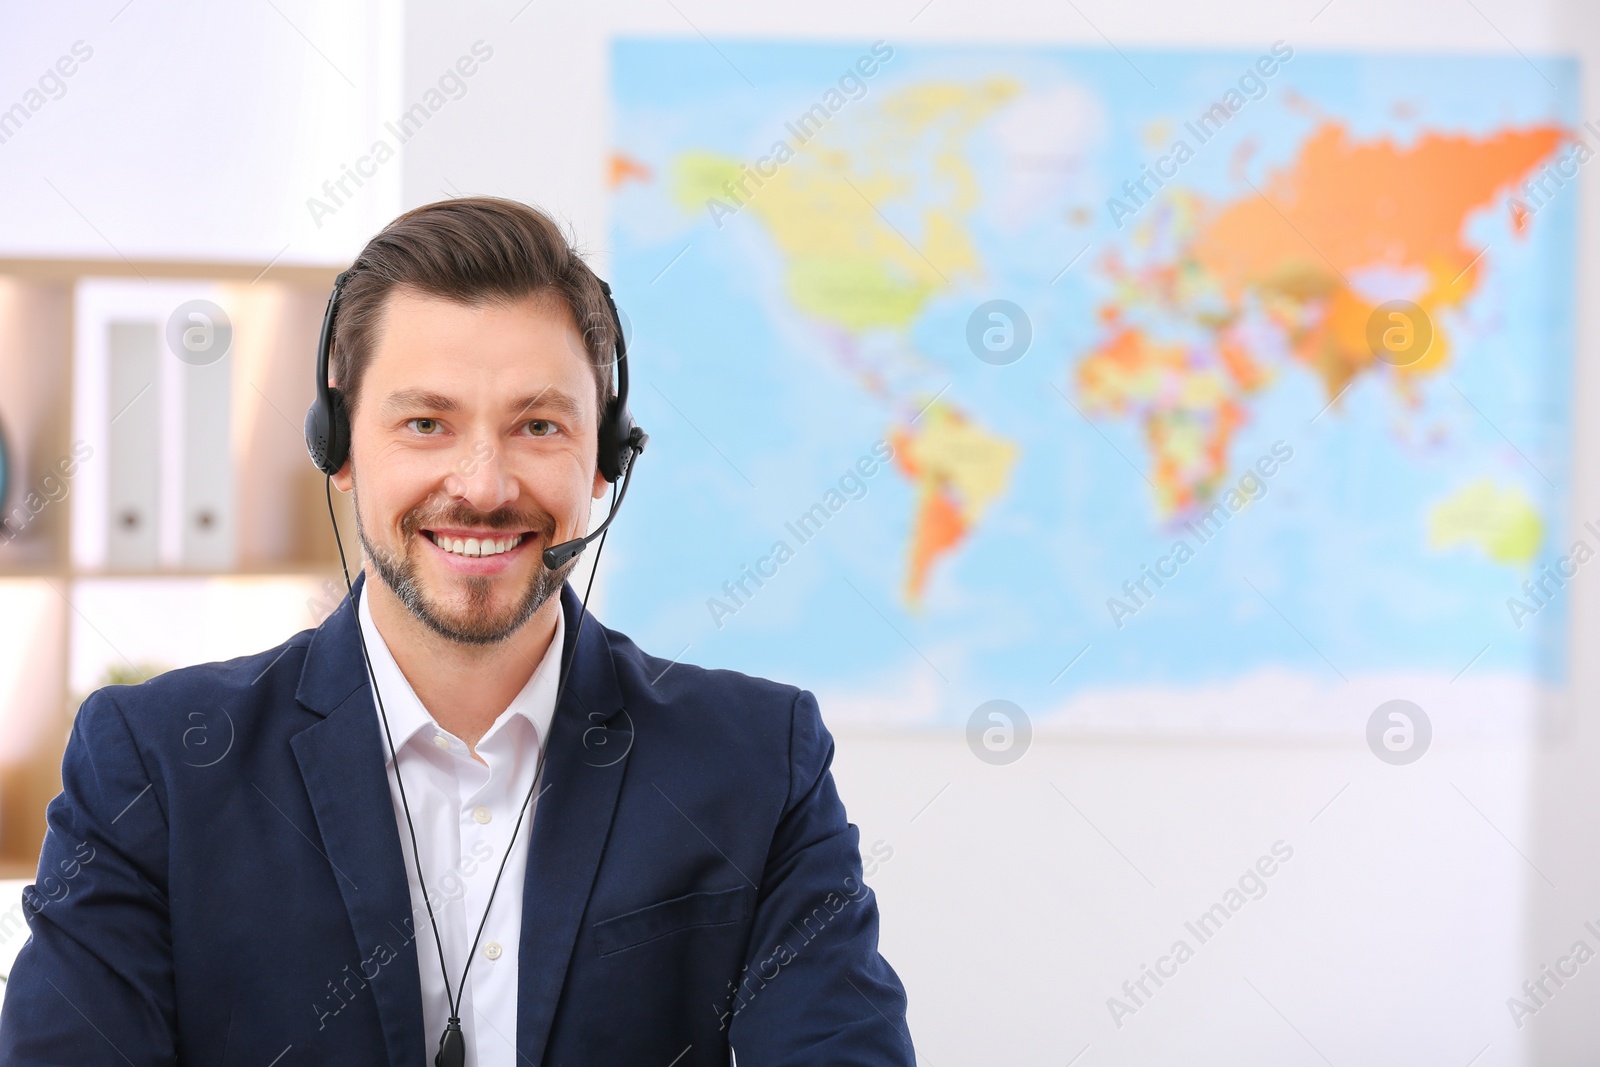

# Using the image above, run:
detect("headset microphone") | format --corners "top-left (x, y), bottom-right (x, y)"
top-left (541, 277), bottom-right (647, 567)
top-left (542, 425), bottom-right (645, 569)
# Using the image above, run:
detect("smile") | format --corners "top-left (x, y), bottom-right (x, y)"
top-left (423, 531), bottom-right (528, 558)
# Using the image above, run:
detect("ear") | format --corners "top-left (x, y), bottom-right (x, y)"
top-left (331, 458), bottom-right (354, 493)
top-left (592, 464), bottom-right (609, 500)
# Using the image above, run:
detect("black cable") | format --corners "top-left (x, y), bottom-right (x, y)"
top-left (457, 481), bottom-right (614, 1011)
top-left (325, 475), bottom-right (457, 1013)
top-left (323, 474), bottom-right (617, 1037)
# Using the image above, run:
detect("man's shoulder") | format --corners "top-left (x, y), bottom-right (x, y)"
top-left (599, 621), bottom-right (829, 802)
top-left (600, 620), bottom-right (813, 739)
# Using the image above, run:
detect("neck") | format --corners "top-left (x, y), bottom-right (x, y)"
top-left (362, 568), bottom-right (562, 754)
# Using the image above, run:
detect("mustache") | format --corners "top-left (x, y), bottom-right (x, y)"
top-left (399, 504), bottom-right (556, 539)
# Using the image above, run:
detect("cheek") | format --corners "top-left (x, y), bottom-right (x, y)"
top-left (362, 453), bottom-right (449, 521)
top-left (549, 468), bottom-right (599, 523)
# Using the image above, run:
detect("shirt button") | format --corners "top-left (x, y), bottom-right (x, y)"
top-left (484, 941), bottom-right (502, 960)
top-left (472, 806), bottom-right (492, 825)
top-left (433, 734), bottom-right (450, 750)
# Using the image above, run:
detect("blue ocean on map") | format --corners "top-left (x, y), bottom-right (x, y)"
top-left (603, 39), bottom-right (1578, 734)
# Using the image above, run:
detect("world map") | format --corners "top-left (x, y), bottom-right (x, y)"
top-left (605, 41), bottom-right (1576, 732)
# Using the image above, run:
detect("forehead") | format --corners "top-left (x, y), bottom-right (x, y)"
top-left (365, 288), bottom-right (595, 406)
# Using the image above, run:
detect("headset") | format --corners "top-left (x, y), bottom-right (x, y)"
top-left (305, 269), bottom-right (648, 562)
top-left (303, 263), bottom-right (647, 1067)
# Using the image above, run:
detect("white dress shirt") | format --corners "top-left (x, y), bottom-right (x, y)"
top-left (357, 583), bottom-right (564, 1067)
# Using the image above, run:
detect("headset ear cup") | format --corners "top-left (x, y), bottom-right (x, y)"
top-left (325, 389), bottom-right (351, 475)
top-left (597, 396), bottom-right (624, 484)
top-left (305, 390), bottom-right (352, 476)
top-left (614, 416), bottom-right (636, 481)
top-left (306, 270), bottom-right (352, 476)
top-left (304, 400), bottom-right (333, 475)
top-left (303, 401), bottom-right (325, 473)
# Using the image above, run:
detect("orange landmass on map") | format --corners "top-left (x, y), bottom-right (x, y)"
top-left (900, 479), bottom-right (964, 604)
top-left (888, 401), bottom-right (1018, 608)
top-left (1191, 121), bottom-right (1567, 399)
top-left (889, 425), bottom-right (965, 607)
top-left (1078, 121), bottom-right (1567, 523)
top-left (608, 153), bottom-right (653, 189)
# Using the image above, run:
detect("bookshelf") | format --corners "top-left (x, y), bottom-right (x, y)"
top-left (0, 257), bottom-right (360, 877)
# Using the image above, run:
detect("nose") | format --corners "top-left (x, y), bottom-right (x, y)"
top-left (441, 435), bottom-right (518, 514)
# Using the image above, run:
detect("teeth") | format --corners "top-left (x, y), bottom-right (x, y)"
top-left (430, 532), bottom-right (523, 558)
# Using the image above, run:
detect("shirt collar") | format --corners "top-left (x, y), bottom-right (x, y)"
top-left (355, 577), bottom-right (566, 766)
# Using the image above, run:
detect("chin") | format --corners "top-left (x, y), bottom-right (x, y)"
top-left (418, 569), bottom-right (543, 645)
top-left (353, 493), bottom-right (571, 645)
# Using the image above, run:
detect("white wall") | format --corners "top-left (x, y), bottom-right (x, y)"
top-left (0, 0), bottom-right (403, 265)
top-left (5, 1), bottom-right (1597, 1062)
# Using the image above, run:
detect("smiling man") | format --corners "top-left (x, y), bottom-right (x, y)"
top-left (0, 198), bottom-right (914, 1066)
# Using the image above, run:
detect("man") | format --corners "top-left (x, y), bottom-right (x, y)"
top-left (0, 198), bottom-right (914, 1065)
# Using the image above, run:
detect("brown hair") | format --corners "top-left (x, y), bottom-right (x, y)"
top-left (330, 196), bottom-right (615, 424)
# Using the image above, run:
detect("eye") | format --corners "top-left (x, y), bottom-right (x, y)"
top-left (525, 419), bottom-right (556, 437)
top-left (406, 417), bottom-right (442, 435)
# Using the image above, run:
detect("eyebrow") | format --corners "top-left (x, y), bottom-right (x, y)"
top-left (516, 389), bottom-right (589, 424)
top-left (381, 389), bottom-right (456, 417)
top-left (380, 387), bottom-right (587, 424)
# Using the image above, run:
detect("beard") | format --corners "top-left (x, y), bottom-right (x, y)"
top-left (350, 479), bottom-right (581, 646)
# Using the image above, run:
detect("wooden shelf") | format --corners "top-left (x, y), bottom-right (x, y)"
top-left (0, 564), bottom-right (354, 580)
top-left (0, 257), bottom-right (356, 866)
top-left (0, 257), bottom-right (343, 287)
top-left (0, 858), bottom-right (40, 882)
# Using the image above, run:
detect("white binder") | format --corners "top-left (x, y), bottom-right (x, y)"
top-left (105, 320), bottom-right (160, 570)
top-left (179, 340), bottom-right (234, 569)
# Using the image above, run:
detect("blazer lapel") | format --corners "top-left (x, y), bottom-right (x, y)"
top-left (290, 571), bottom-right (427, 1066)
top-left (516, 580), bottom-right (632, 1065)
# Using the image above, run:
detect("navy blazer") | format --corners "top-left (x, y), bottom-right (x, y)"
top-left (0, 571), bottom-right (913, 1065)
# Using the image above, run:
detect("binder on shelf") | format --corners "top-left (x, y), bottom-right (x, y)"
top-left (105, 321), bottom-right (160, 570)
top-left (179, 344), bottom-right (235, 570)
